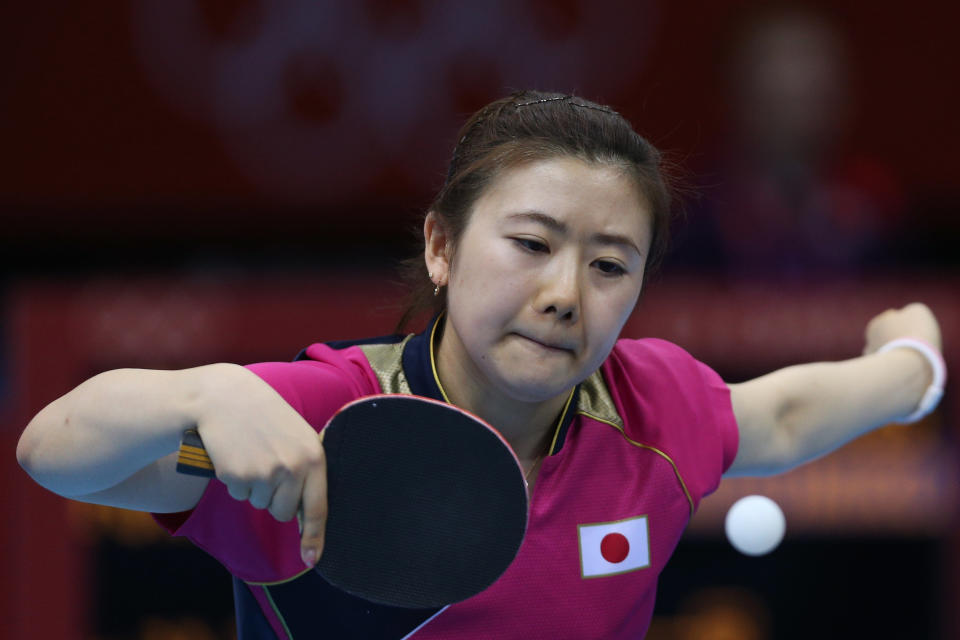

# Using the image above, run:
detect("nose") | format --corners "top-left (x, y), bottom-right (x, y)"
top-left (535, 257), bottom-right (580, 323)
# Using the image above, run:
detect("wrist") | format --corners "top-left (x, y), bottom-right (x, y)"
top-left (185, 363), bottom-right (246, 432)
top-left (876, 338), bottom-right (947, 423)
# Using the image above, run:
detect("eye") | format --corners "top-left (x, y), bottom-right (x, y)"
top-left (594, 260), bottom-right (627, 276)
top-left (513, 238), bottom-right (549, 253)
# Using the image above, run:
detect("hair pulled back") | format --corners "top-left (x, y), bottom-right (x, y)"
top-left (396, 90), bottom-right (673, 332)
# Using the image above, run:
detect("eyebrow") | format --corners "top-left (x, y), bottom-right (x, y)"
top-left (505, 211), bottom-right (644, 257)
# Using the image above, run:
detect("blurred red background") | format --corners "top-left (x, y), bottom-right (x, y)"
top-left (2, 1), bottom-right (957, 639)
top-left (2, 0), bottom-right (957, 251)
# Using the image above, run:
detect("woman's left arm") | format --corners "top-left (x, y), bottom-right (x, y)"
top-left (725, 303), bottom-right (944, 477)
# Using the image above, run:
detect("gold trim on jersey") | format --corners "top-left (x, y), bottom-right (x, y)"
top-left (358, 336), bottom-right (414, 395)
top-left (247, 566), bottom-right (312, 587)
top-left (576, 369), bottom-right (621, 424)
top-left (260, 584), bottom-right (294, 638)
top-left (428, 313), bottom-right (573, 454)
top-left (576, 370), bottom-right (696, 518)
top-left (428, 313), bottom-right (451, 403)
top-left (548, 390), bottom-right (577, 454)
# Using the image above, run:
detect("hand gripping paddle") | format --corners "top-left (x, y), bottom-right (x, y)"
top-left (176, 394), bottom-right (530, 608)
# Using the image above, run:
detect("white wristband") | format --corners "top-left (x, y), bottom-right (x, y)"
top-left (876, 338), bottom-right (947, 423)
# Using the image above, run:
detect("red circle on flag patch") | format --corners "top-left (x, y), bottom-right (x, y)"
top-left (600, 532), bottom-right (630, 563)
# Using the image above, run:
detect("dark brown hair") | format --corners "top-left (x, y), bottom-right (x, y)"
top-left (395, 90), bottom-right (674, 332)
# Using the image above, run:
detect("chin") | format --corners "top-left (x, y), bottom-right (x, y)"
top-left (495, 371), bottom-right (577, 404)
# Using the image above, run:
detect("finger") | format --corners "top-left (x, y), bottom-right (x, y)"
top-left (226, 479), bottom-right (252, 503)
top-left (249, 479), bottom-right (278, 510)
top-left (268, 473), bottom-right (305, 522)
top-left (299, 454), bottom-right (328, 568)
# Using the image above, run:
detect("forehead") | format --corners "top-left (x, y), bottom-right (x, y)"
top-left (470, 156), bottom-right (652, 243)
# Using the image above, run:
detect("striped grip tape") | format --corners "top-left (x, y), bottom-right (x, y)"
top-left (176, 429), bottom-right (216, 478)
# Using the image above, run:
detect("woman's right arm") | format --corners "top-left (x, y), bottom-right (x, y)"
top-left (16, 363), bottom-right (328, 565)
top-left (17, 365), bottom-right (218, 507)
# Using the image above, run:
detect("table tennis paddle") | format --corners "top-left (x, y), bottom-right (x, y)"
top-left (175, 394), bottom-right (530, 609)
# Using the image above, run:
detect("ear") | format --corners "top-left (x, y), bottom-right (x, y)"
top-left (423, 211), bottom-right (452, 286)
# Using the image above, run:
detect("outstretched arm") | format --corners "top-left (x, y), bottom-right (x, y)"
top-left (725, 303), bottom-right (944, 477)
top-left (17, 363), bottom-right (329, 567)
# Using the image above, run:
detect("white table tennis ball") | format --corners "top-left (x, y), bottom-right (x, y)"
top-left (724, 495), bottom-right (786, 556)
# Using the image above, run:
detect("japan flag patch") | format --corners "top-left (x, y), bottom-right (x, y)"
top-left (578, 516), bottom-right (650, 578)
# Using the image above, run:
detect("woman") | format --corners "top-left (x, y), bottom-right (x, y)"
top-left (17, 91), bottom-right (944, 639)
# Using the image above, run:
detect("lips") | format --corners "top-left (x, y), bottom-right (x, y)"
top-left (514, 333), bottom-right (574, 353)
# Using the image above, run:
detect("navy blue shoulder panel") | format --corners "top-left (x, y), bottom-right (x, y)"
top-left (233, 578), bottom-right (282, 640)
top-left (399, 315), bottom-right (579, 448)
top-left (291, 319), bottom-right (445, 402)
top-left (400, 320), bottom-right (444, 401)
top-left (292, 316), bottom-right (577, 448)
top-left (264, 571), bottom-right (441, 639)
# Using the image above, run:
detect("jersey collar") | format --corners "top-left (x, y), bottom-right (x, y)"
top-left (402, 313), bottom-right (580, 455)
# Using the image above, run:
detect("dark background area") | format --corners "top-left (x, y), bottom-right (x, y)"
top-left (1, 0), bottom-right (958, 277)
top-left (2, 1), bottom-right (957, 639)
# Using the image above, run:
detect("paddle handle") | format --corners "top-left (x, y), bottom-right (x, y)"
top-left (176, 429), bottom-right (216, 477)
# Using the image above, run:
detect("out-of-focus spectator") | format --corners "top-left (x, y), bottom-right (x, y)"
top-left (672, 5), bottom-right (905, 279)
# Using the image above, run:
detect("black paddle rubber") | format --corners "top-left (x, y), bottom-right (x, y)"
top-left (318, 395), bottom-right (529, 608)
top-left (176, 394), bottom-right (529, 608)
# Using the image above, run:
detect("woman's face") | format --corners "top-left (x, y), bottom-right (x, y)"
top-left (435, 156), bottom-right (653, 404)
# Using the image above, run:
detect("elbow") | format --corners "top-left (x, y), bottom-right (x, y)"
top-left (16, 421), bottom-right (42, 481)
top-left (730, 412), bottom-right (805, 478)
top-left (16, 409), bottom-right (68, 490)
top-left (759, 410), bottom-right (821, 475)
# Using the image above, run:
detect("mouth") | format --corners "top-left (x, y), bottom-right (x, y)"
top-left (514, 333), bottom-right (575, 354)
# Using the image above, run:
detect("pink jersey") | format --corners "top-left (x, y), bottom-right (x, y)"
top-left (155, 316), bottom-right (738, 639)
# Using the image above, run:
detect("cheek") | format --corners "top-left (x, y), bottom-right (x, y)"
top-left (451, 244), bottom-right (527, 304)
top-left (447, 272), bottom-right (511, 340)
top-left (588, 288), bottom-right (641, 347)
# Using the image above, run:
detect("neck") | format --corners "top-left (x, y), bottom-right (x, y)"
top-left (433, 323), bottom-right (568, 461)
top-left (447, 379), bottom-right (565, 462)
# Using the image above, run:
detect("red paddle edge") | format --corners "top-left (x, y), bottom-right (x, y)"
top-left (316, 393), bottom-right (531, 607)
top-left (326, 393), bottom-right (527, 479)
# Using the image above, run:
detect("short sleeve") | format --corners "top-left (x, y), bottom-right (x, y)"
top-left (152, 345), bottom-right (380, 582)
top-left (603, 339), bottom-right (739, 509)
top-left (691, 358), bottom-right (740, 476)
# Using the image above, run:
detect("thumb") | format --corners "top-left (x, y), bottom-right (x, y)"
top-left (299, 456), bottom-right (328, 568)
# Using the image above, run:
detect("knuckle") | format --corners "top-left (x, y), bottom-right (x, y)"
top-left (307, 502), bottom-right (329, 523)
top-left (301, 525), bottom-right (325, 542)
top-left (269, 505), bottom-right (295, 522)
top-left (300, 500), bottom-right (325, 523)
top-left (270, 463), bottom-right (294, 484)
top-left (302, 444), bottom-right (324, 467)
top-left (282, 454), bottom-right (321, 480)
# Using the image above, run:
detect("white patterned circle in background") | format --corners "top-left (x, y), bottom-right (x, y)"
top-left (132, 0), bottom-right (657, 204)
